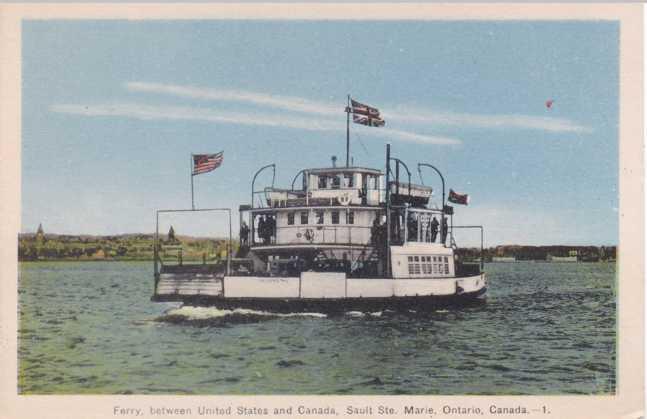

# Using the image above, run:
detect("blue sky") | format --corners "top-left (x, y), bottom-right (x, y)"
top-left (22, 20), bottom-right (619, 245)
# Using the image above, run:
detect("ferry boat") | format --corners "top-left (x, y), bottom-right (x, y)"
top-left (152, 144), bottom-right (486, 312)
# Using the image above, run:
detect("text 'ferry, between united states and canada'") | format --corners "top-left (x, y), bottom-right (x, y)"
top-left (151, 97), bottom-right (487, 312)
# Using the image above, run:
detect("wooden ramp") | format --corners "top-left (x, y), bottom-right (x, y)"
top-left (154, 272), bottom-right (223, 301)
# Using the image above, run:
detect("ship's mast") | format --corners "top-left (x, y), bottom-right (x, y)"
top-left (346, 94), bottom-right (351, 167)
top-left (385, 143), bottom-right (391, 277)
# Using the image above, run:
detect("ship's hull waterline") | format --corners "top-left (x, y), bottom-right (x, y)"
top-left (152, 273), bottom-right (487, 312)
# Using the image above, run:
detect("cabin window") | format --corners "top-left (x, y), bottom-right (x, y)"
top-left (331, 176), bottom-right (341, 189)
top-left (318, 176), bottom-right (327, 189)
top-left (344, 174), bottom-right (354, 188)
top-left (316, 211), bottom-right (324, 224)
top-left (331, 211), bottom-right (340, 224)
top-left (287, 212), bottom-right (295, 225)
top-left (346, 211), bottom-right (355, 225)
top-left (300, 211), bottom-right (309, 224)
top-left (422, 260), bottom-right (430, 275)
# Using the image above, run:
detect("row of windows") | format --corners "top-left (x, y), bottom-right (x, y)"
top-left (287, 211), bottom-right (355, 226)
top-left (314, 174), bottom-right (380, 190)
top-left (318, 174), bottom-right (354, 189)
top-left (408, 256), bottom-right (449, 263)
top-left (407, 255), bottom-right (450, 276)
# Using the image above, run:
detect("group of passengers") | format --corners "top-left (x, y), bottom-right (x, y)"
top-left (370, 213), bottom-right (448, 246)
top-left (407, 214), bottom-right (448, 244)
top-left (239, 215), bottom-right (276, 247)
top-left (256, 215), bottom-right (276, 245)
top-left (407, 214), bottom-right (449, 244)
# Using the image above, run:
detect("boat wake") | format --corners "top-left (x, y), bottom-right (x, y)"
top-left (154, 305), bottom-right (328, 326)
top-left (153, 305), bottom-right (456, 326)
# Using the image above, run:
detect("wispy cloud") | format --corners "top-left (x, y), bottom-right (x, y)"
top-left (51, 82), bottom-right (591, 148)
top-left (50, 103), bottom-right (461, 145)
top-left (126, 81), bottom-right (592, 134)
top-left (127, 82), bottom-right (340, 116)
top-left (387, 108), bottom-right (593, 133)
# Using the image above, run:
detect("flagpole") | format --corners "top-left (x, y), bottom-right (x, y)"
top-left (190, 154), bottom-right (195, 210)
top-left (346, 94), bottom-right (350, 167)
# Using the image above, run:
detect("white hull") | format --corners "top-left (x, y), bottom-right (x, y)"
top-left (154, 272), bottom-right (486, 300)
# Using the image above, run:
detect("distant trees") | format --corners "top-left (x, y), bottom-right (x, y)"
top-left (18, 233), bottom-right (238, 262)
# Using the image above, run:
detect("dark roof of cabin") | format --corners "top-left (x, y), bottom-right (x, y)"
top-left (305, 167), bottom-right (382, 175)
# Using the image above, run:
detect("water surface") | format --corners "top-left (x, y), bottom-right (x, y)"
top-left (18, 261), bottom-right (616, 394)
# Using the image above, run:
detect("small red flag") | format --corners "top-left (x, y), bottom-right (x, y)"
top-left (448, 189), bottom-right (469, 205)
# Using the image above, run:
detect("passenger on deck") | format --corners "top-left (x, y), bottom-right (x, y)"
top-left (240, 221), bottom-right (250, 247)
top-left (441, 217), bottom-right (448, 245)
top-left (267, 215), bottom-right (276, 244)
top-left (407, 213), bottom-right (417, 241)
top-left (430, 216), bottom-right (439, 242)
top-left (371, 217), bottom-right (384, 246)
top-left (371, 217), bottom-right (380, 245)
top-left (257, 215), bottom-right (268, 245)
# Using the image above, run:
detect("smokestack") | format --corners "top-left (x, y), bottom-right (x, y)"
top-left (331, 156), bottom-right (337, 167)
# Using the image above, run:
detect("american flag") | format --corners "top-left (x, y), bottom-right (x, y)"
top-left (192, 152), bottom-right (223, 176)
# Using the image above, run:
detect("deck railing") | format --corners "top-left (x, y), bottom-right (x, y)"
top-left (154, 208), bottom-right (232, 291)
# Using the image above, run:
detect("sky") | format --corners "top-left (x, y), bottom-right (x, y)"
top-left (21, 20), bottom-right (619, 246)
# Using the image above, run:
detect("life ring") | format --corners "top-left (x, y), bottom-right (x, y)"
top-left (338, 192), bottom-right (351, 206)
top-left (304, 229), bottom-right (315, 242)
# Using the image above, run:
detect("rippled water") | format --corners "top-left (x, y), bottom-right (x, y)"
top-left (18, 261), bottom-right (616, 394)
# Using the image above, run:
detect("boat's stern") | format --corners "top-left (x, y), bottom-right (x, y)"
top-left (152, 265), bottom-right (224, 302)
top-left (456, 272), bottom-right (487, 298)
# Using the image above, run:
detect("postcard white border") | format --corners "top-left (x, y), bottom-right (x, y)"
top-left (0, 4), bottom-right (643, 419)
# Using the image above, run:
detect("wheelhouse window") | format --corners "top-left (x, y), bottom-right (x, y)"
top-left (316, 210), bottom-right (324, 224)
top-left (367, 175), bottom-right (377, 189)
top-left (331, 211), bottom-right (340, 224)
top-left (343, 174), bottom-right (354, 188)
top-left (300, 211), bottom-right (309, 224)
top-left (287, 212), bottom-right (295, 225)
top-left (318, 176), bottom-right (327, 189)
top-left (346, 211), bottom-right (355, 225)
top-left (331, 176), bottom-right (341, 189)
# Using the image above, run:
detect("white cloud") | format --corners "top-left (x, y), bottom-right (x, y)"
top-left (126, 82), bottom-right (340, 116)
top-left (379, 128), bottom-right (460, 145)
top-left (127, 81), bottom-right (592, 134)
top-left (50, 103), bottom-right (461, 145)
top-left (51, 103), bottom-right (339, 131)
top-left (387, 108), bottom-right (593, 133)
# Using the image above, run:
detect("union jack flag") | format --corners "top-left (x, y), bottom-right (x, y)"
top-left (352, 113), bottom-right (385, 127)
top-left (192, 152), bottom-right (223, 175)
top-left (350, 99), bottom-right (381, 118)
top-left (348, 98), bottom-right (385, 127)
